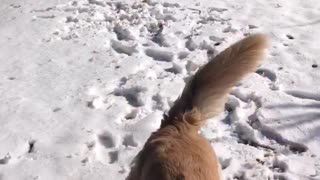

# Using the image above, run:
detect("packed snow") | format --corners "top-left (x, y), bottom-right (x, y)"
top-left (0, 0), bottom-right (320, 179)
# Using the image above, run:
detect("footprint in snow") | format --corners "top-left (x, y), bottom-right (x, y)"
top-left (178, 51), bottom-right (189, 60)
top-left (113, 24), bottom-right (136, 41)
top-left (97, 131), bottom-right (116, 149)
top-left (111, 40), bottom-right (138, 56)
top-left (256, 68), bottom-right (277, 82)
top-left (271, 159), bottom-right (288, 173)
top-left (165, 63), bottom-right (184, 75)
top-left (145, 48), bottom-right (174, 62)
top-left (0, 154), bottom-right (11, 165)
top-left (114, 86), bottom-right (147, 107)
top-left (122, 134), bottom-right (138, 148)
top-left (124, 109), bottom-right (139, 120)
top-left (108, 150), bottom-right (119, 164)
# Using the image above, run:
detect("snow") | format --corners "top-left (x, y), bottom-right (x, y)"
top-left (0, 0), bottom-right (320, 179)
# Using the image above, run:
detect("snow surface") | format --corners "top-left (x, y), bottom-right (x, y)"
top-left (1, 0), bottom-right (320, 179)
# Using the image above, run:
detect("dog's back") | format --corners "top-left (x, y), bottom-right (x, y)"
top-left (127, 34), bottom-right (268, 180)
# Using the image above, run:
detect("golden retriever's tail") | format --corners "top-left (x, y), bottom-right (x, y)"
top-left (162, 34), bottom-right (268, 129)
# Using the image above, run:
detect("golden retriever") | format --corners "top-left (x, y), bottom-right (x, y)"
top-left (126, 34), bottom-right (268, 180)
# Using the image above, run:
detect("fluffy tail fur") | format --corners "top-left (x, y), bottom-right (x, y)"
top-left (162, 34), bottom-right (268, 128)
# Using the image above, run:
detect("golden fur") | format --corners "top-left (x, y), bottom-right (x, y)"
top-left (126, 34), bottom-right (268, 180)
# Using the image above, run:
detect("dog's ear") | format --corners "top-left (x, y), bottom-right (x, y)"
top-left (167, 34), bottom-right (268, 126)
